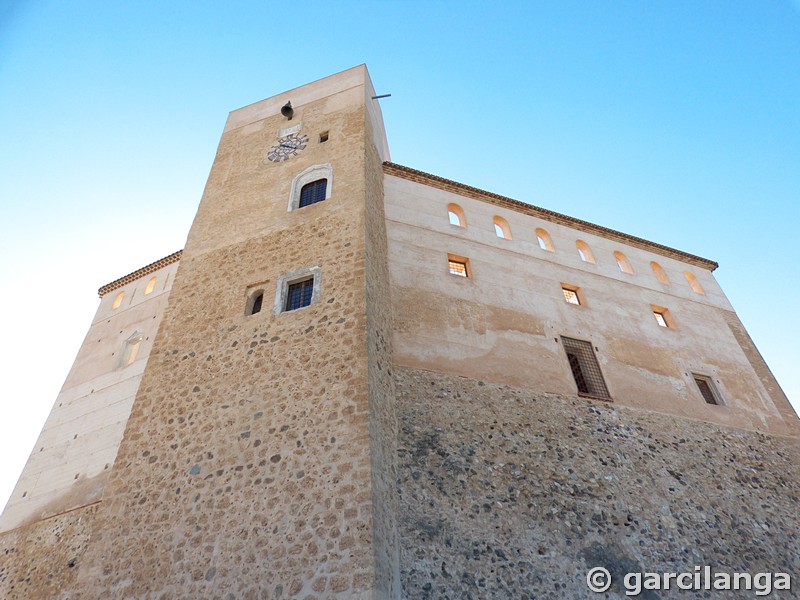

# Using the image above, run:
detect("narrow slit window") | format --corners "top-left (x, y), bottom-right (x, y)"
top-left (299, 179), bottom-right (327, 208)
top-left (576, 240), bottom-right (595, 264)
top-left (614, 251), bottom-right (634, 274)
top-left (561, 337), bottom-right (610, 399)
top-left (693, 375), bottom-right (723, 405)
top-left (285, 278), bottom-right (314, 311)
top-left (536, 228), bottom-right (554, 252)
top-left (494, 216), bottom-right (512, 239)
top-left (447, 203), bottom-right (466, 228)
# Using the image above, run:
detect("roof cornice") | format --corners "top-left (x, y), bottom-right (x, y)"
top-left (383, 162), bottom-right (718, 271)
top-left (98, 250), bottom-right (183, 297)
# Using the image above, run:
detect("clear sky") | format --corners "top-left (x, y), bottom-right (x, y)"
top-left (1, 1), bottom-right (799, 510)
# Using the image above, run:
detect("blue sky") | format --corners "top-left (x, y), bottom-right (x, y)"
top-left (1, 1), bottom-right (799, 509)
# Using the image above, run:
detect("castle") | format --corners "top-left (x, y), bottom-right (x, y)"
top-left (1, 65), bottom-right (797, 598)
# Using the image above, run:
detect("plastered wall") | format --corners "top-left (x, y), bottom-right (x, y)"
top-left (384, 174), bottom-right (797, 436)
top-left (0, 260), bottom-right (178, 533)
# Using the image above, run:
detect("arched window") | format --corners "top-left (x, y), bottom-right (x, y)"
top-left (535, 228), bottom-right (554, 252)
top-left (144, 276), bottom-right (157, 295)
top-left (614, 251), bottom-right (634, 274)
top-left (447, 203), bottom-right (466, 228)
top-left (246, 290), bottom-right (264, 316)
top-left (299, 179), bottom-right (327, 208)
top-left (120, 331), bottom-right (143, 367)
top-left (493, 216), bottom-right (512, 240)
top-left (112, 291), bottom-right (125, 309)
top-left (576, 240), bottom-right (595, 264)
top-left (650, 262), bottom-right (670, 285)
top-left (685, 271), bottom-right (705, 295)
top-left (288, 163), bottom-right (333, 211)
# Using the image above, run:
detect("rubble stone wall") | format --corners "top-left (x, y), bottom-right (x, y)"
top-left (394, 366), bottom-right (799, 599)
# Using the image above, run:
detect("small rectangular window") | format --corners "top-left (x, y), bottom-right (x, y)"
top-left (447, 254), bottom-right (470, 278)
top-left (561, 337), bottom-right (610, 399)
top-left (285, 278), bottom-right (314, 311)
top-left (448, 260), bottom-right (468, 277)
top-left (562, 287), bottom-right (581, 305)
top-left (693, 375), bottom-right (723, 405)
top-left (650, 305), bottom-right (674, 328)
top-left (319, 131), bottom-right (329, 143)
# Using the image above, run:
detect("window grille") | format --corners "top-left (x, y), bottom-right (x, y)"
top-left (653, 311), bottom-right (668, 327)
top-left (694, 375), bottom-right (722, 405)
top-left (285, 278), bottom-right (314, 311)
top-left (562, 288), bottom-right (580, 305)
top-left (448, 259), bottom-right (468, 277)
top-left (561, 336), bottom-right (610, 399)
top-left (299, 179), bottom-right (327, 208)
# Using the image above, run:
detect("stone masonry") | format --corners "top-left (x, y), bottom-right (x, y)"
top-left (1, 65), bottom-right (797, 599)
top-left (395, 367), bottom-right (799, 599)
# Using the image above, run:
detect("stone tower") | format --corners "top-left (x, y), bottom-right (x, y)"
top-left (1, 65), bottom-right (399, 598)
top-left (2, 65), bottom-right (798, 599)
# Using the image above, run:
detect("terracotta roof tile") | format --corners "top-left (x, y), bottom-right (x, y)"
top-left (98, 250), bottom-right (183, 297)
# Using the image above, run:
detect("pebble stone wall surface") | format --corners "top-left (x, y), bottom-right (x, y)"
top-left (0, 505), bottom-right (97, 599)
top-left (66, 221), bottom-right (377, 598)
top-left (1, 99), bottom-right (385, 600)
top-left (395, 366), bottom-right (799, 599)
top-left (0, 71), bottom-right (403, 599)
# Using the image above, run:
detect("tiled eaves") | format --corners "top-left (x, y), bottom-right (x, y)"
top-left (98, 250), bottom-right (183, 297)
top-left (383, 162), bottom-right (719, 272)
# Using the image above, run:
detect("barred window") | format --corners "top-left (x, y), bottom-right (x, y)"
top-left (285, 278), bottom-right (314, 311)
top-left (693, 375), bottom-right (723, 405)
top-left (562, 287), bottom-right (581, 305)
top-left (299, 179), bottom-right (327, 208)
top-left (448, 259), bottom-right (468, 277)
top-left (561, 337), bottom-right (610, 399)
